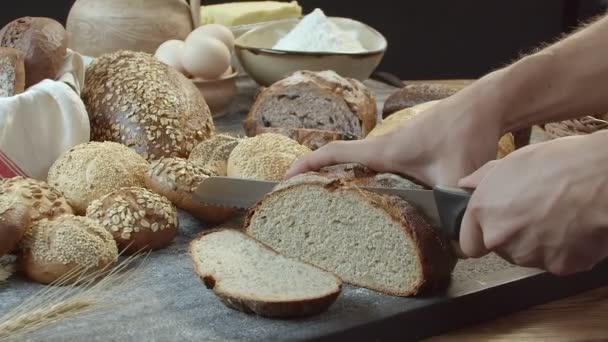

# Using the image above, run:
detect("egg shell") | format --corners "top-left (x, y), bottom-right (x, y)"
top-left (186, 24), bottom-right (235, 51)
top-left (154, 40), bottom-right (187, 74)
top-left (182, 36), bottom-right (231, 80)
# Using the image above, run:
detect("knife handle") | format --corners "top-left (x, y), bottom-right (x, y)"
top-left (433, 186), bottom-right (473, 242)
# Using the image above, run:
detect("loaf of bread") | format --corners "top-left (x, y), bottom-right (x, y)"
top-left (82, 50), bottom-right (215, 161)
top-left (250, 127), bottom-right (358, 151)
top-left (86, 187), bottom-right (178, 254)
top-left (0, 17), bottom-right (67, 88)
top-left (227, 133), bottom-right (311, 181)
top-left (382, 83), bottom-right (458, 118)
top-left (189, 229), bottom-right (342, 318)
top-left (19, 215), bottom-right (118, 284)
top-left (315, 163), bottom-right (425, 190)
top-left (145, 157), bottom-right (234, 223)
top-left (188, 134), bottom-right (242, 176)
top-left (47, 141), bottom-right (150, 215)
top-left (0, 47), bottom-right (25, 97)
top-left (0, 176), bottom-right (73, 222)
top-left (243, 70), bottom-right (377, 149)
top-left (0, 196), bottom-right (31, 256)
top-left (245, 174), bottom-right (457, 296)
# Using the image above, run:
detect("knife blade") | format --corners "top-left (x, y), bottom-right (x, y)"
top-left (194, 176), bottom-right (472, 244)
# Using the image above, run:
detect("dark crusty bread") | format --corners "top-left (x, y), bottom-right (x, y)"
top-left (189, 229), bottom-right (342, 318)
top-left (0, 17), bottom-right (67, 88)
top-left (243, 70), bottom-right (377, 148)
top-left (245, 173), bottom-right (456, 297)
top-left (382, 83), bottom-right (458, 119)
top-left (0, 196), bottom-right (31, 256)
top-left (83, 50), bottom-right (215, 161)
top-left (0, 47), bottom-right (25, 97)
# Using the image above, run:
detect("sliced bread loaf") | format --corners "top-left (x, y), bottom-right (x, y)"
top-left (189, 229), bottom-right (342, 318)
top-left (244, 174), bottom-right (457, 296)
top-left (0, 47), bottom-right (25, 97)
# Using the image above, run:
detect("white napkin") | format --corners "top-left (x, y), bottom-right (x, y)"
top-left (0, 49), bottom-right (90, 181)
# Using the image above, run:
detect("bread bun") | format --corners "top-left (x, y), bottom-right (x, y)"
top-left (145, 157), bottom-right (233, 224)
top-left (86, 187), bottom-right (178, 254)
top-left (19, 215), bottom-right (118, 284)
top-left (0, 176), bottom-right (73, 222)
top-left (227, 133), bottom-right (311, 181)
top-left (188, 134), bottom-right (241, 176)
top-left (0, 196), bottom-right (31, 256)
top-left (0, 17), bottom-right (67, 88)
top-left (47, 141), bottom-right (149, 215)
top-left (82, 50), bottom-right (216, 161)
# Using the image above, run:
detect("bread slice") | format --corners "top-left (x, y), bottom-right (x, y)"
top-left (0, 47), bottom-right (25, 97)
top-left (189, 229), bottom-right (342, 318)
top-left (244, 174), bottom-right (457, 296)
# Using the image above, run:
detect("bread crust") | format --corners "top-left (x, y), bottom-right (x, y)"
top-left (188, 229), bottom-right (342, 318)
top-left (382, 83), bottom-right (458, 119)
top-left (0, 47), bottom-right (25, 96)
top-left (244, 126), bottom-right (358, 151)
top-left (244, 177), bottom-right (456, 296)
top-left (0, 199), bottom-right (31, 256)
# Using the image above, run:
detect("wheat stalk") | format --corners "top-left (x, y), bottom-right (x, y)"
top-left (0, 250), bottom-right (149, 341)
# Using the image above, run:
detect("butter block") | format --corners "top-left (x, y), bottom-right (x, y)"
top-left (201, 1), bottom-right (302, 26)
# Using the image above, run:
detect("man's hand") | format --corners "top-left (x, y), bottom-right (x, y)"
top-left (458, 132), bottom-right (608, 275)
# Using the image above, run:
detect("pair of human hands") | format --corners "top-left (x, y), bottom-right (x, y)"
top-left (285, 97), bottom-right (608, 276)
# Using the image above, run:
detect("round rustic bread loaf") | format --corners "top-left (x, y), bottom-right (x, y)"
top-left (0, 17), bottom-right (67, 88)
top-left (243, 70), bottom-right (377, 141)
top-left (19, 215), bottom-right (118, 284)
top-left (0, 176), bottom-right (73, 222)
top-left (87, 187), bottom-right (178, 254)
top-left (0, 196), bottom-right (31, 256)
top-left (382, 83), bottom-right (458, 119)
top-left (227, 133), bottom-right (311, 181)
top-left (82, 50), bottom-right (215, 161)
top-left (47, 141), bottom-right (149, 215)
top-left (188, 134), bottom-right (241, 176)
top-left (145, 157), bottom-right (234, 224)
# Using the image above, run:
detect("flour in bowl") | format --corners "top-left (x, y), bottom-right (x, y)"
top-left (273, 8), bottom-right (366, 53)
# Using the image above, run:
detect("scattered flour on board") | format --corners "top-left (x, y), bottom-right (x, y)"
top-left (273, 8), bottom-right (366, 53)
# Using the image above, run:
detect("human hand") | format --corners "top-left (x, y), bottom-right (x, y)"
top-left (458, 133), bottom-right (608, 275)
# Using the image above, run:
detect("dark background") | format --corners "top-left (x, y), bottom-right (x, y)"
top-left (2, 0), bottom-right (607, 79)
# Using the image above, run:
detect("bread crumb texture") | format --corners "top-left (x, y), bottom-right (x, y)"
top-left (188, 134), bottom-right (241, 176)
top-left (0, 176), bottom-right (73, 221)
top-left (47, 141), bottom-right (149, 214)
top-left (227, 133), bottom-right (311, 181)
top-left (21, 215), bottom-right (118, 267)
top-left (82, 50), bottom-right (215, 161)
top-left (0, 54), bottom-right (16, 97)
top-left (147, 157), bottom-right (215, 193)
top-left (87, 187), bottom-right (177, 241)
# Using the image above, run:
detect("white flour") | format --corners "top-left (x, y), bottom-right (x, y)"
top-left (273, 8), bottom-right (366, 53)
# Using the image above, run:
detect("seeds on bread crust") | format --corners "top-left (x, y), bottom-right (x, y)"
top-left (188, 134), bottom-right (241, 176)
top-left (0, 176), bottom-right (73, 222)
top-left (86, 187), bottom-right (178, 254)
top-left (0, 196), bottom-right (31, 256)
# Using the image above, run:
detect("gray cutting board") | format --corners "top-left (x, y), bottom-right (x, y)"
top-left (0, 77), bottom-right (605, 342)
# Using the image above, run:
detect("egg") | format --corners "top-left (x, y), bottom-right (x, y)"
top-left (182, 36), bottom-right (231, 80)
top-left (186, 24), bottom-right (235, 51)
top-left (154, 40), bottom-right (187, 74)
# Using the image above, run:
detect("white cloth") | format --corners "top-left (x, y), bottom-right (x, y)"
top-left (0, 49), bottom-right (90, 180)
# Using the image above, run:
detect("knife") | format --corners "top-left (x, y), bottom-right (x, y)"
top-left (193, 176), bottom-right (472, 243)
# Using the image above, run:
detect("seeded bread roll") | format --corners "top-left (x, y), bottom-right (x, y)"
top-left (47, 141), bottom-right (149, 215)
top-left (251, 127), bottom-right (358, 151)
top-left (19, 215), bottom-right (118, 285)
top-left (0, 47), bottom-right (25, 97)
top-left (145, 157), bottom-right (234, 224)
top-left (188, 134), bottom-right (241, 176)
top-left (83, 50), bottom-right (216, 161)
top-left (243, 70), bottom-right (377, 146)
top-left (0, 197), bottom-right (31, 256)
top-left (0, 176), bottom-right (73, 222)
top-left (227, 133), bottom-right (311, 181)
top-left (0, 17), bottom-right (67, 88)
top-left (87, 187), bottom-right (178, 254)
top-left (382, 84), bottom-right (458, 119)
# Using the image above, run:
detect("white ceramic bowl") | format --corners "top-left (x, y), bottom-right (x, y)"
top-left (191, 67), bottom-right (238, 117)
top-left (234, 17), bottom-right (387, 86)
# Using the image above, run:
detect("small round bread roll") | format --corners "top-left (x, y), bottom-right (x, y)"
top-left (0, 176), bottom-right (73, 222)
top-left (19, 215), bottom-right (118, 285)
top-left (188, 134), bottom-right (241, 176)
top-left (227, 133), bottom-right (311, 181)
top-left (145, 157), bottom-right (233, 224)
top-left (47, 141), bottom-right (149, 215)
top-left (86, 187), bottom-right (178, 254)
top-left (0, 196), bottom-right (31, 256)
